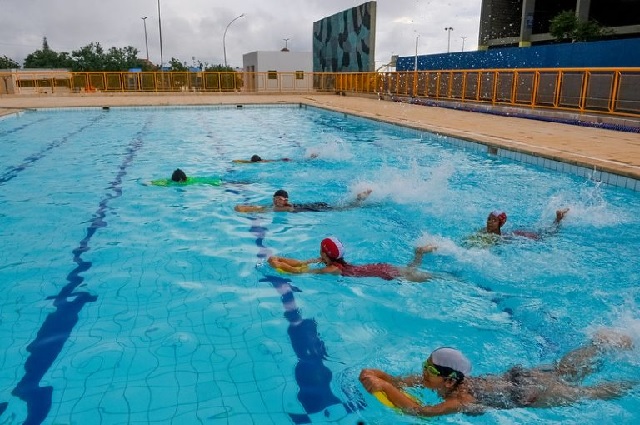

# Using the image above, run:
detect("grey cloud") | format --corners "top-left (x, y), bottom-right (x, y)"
top-left (0, 0), bottom-right (482, 66)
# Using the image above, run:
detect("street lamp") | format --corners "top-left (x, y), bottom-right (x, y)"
top-left (157, 0), bottom-right (164, 69)
top-left (141, 16), bottom-right (149, 62)
top-left (444, 26), bottom-right (453, 53)
top-left (414, 34), bottom-right (420, 71)
top-left (223, 13), bottom-right (245, 68)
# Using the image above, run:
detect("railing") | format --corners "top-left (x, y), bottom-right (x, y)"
top-left (334, 68), bottom-right (640, 118)
top-left (5, 71), bottom-right (340, 94)
top-left (3, 68), bottom-right (639, 118)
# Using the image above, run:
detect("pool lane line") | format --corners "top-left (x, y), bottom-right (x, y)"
top-left (4, 121), bottom-right (149, 425)
top-left (247, 218), bottom-right (364, 423)
top-left (0, 116), bottom-right (50, 138)
top-left (0, 114), bottom-right (106, 185)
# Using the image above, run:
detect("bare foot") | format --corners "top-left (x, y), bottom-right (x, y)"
top-left (416, 244), bottom-right (437, 254)
top-left (593, 329), bottom-right (633, 350)
top-left (555, 208), bottom-right (570, 223)
top-left (586, 381), bottom-right (636, 400)
top-left (356, 189), bottom-right (372, 201)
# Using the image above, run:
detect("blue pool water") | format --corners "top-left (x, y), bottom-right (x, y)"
top-left (0, 105), bottom-right (639, 424)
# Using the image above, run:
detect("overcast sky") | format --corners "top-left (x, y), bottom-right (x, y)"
top-left (0, 0), bottom-right (482, 68)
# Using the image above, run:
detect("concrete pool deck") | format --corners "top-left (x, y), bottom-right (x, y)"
top-left (1, 92), bottom-right (639, 182)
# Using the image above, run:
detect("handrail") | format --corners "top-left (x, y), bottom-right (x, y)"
top-left (2, 68), bottom-right (639, 118)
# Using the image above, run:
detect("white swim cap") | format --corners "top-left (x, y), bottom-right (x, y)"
top-left (430, 347), bottom-right (472, 376)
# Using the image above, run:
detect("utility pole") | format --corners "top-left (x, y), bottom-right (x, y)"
top-left (157, 0), bottom-right (164, 69)
top-left (223, 13), bottom-right (245, 68)
top-left (444, 27), bottom-right (454, 53)
top-left (141, 16), bottom-right (149, 62)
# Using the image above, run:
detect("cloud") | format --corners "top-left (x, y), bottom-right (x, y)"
top-left (0, 0), bottom-right (482, 67)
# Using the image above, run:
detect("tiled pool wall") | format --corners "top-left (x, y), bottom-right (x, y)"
top-left (312, 105), bottom-right (640, 193)
top-left (491, 145), bottom-right (639, 191)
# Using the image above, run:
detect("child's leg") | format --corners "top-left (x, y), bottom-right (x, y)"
top-left (555, 330), bottom-right (633, 381)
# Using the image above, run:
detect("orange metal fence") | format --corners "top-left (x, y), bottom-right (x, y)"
top-left (3, 68), bottom-right (639, 118)
top-left (334, 68), bottom-right (640, 118)
top-left (9, 71), bottom-right (338, 94)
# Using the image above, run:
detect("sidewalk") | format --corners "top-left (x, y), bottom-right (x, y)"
top-left (2, 92), bottom-right (639, 181)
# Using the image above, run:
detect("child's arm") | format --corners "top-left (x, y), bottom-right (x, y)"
top-left (235, 205), bottom-right (269, 213)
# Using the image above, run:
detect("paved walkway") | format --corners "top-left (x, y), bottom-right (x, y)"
top-left (2, 92), bottom-right (640, 179)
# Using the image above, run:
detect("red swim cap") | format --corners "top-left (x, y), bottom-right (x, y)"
top-left (489, 210), bottom-right (508, 227)
top-left (320, 237), bottom-right (344, 260)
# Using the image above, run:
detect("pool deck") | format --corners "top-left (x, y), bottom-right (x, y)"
top-left (1, 92), bottom-right (639, 180)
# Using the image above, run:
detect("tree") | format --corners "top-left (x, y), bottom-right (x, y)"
top-left (69, 43), bottom-right (143, 71)
top-left (168, 57), bottom-right (188, 71)
top-left (204, 64), bottom-right (235, 72)
top-left (71, 42), bottom-right (105, 71)
top-left (549, 10), bottom-right (612, 42)
top-left (23, 37), bottom-right (73, 68)
top-left (549, 11), bottom-right (577, 41)
top-left (0, 55), bottom-right (20, 69)
top-left (574, 20), bottom-right (612, 42)
top-left (103, 46), bottom-right (141, 71)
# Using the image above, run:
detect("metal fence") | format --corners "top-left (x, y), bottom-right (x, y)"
top-left (2, 68), bottom-right (639, 118)
top-left (2, 71), bottom-right (338, 94)
top-left (336, 68), bottom-right (640, 118)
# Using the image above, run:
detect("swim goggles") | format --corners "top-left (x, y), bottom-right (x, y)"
top-left (423, 359), bottom-right (441, 376)
top-left (423, 359), bottom-right (460, 380)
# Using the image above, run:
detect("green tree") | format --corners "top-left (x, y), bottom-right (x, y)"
top-left (0, 55), bottom-right (20, 69)
top-left (168, 57), bottom-right (188, 71)
top-left (574, 20), bottom-right (612, 41)
top-left (23, 37), bottom-right (73, 68)
top-left (549, 11), bottom-right (577, 41)
top-left (103, 46), bottom-right (141, 71)
top-left (71, 43), bottom-right (145, 71)
top-left (204, 64), bottom-right (234, 72)
top-left (71, 42), bottom-right (105, 71)
top-left (550, 10), bottom-right (612, 42)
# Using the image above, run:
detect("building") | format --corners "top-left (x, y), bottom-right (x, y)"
top-left (0, 68), bottom-right (73, 94)
top-left (478, 0), bottom-right (640, 49)
top-left (242, 51), bottom-right (312, 92)
top-left (312, 1), bottom-right (377, 72)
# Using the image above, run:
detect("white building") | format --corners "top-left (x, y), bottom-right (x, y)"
top-left (242, 50), bottom-right (312, 92)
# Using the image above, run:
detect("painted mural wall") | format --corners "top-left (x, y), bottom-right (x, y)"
top-left (312, 1), bottom-right (377, 72)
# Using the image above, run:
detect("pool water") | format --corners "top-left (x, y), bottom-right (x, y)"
top-left (0, 105), bottom-right (639, 424)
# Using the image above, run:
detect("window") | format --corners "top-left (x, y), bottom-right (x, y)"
top-left (267, 70), bottom-right (277, 80)
top-left (295, 71), bottom-right (304, 80)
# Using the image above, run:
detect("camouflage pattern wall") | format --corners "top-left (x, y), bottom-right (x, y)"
top-left (312, 1), bottom-right (377, 72)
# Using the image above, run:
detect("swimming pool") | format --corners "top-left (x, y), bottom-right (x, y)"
top-left (0, 105), bottom-right (639, 424)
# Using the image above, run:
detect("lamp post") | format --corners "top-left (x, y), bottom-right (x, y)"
top-left (157, 0), bottom-right (164, 69)
top-left (141, 16), bottom-right (149, 62)
top-left (444, 26), bottom-right (453, 53)
top-left (223, 13), bottom-right (245, 68)
top-left (414, 34), bottom-right (419, 71)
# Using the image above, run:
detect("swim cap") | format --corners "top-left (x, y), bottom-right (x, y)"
top-left (273, 189), bottom-right (289, 198)
top-left (488, 210), bottom-right (508, 226)
top-left (171, 168), bottom-right (187, 182)
top-left (251, 155), bottom-right (262, 162)
top-left (431, 347), bottom-right (472, 377)
top-left (320, 237), bottom-right (344, 260)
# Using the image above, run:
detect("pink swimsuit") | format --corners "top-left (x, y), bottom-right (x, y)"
top-left (334, 263), bottom-right (401, 280)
